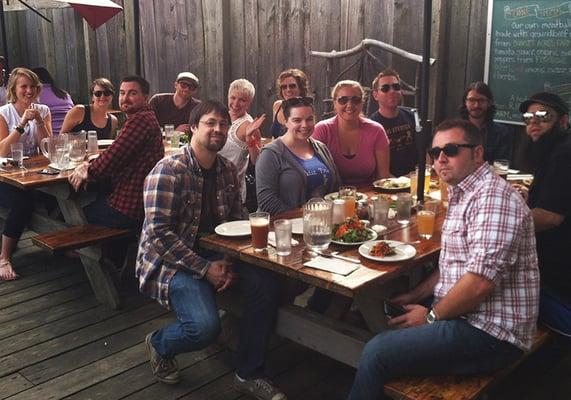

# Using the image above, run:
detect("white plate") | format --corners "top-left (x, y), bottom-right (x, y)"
top-left (507, 169), bottom-right (520, 174)
top-left (358, 240), bottom-right (417, 262)
top-left (290, 218), bottom-right (304, 235)
top-left (373, 177), bottom-right (411, 191)
top-left (98, 139), bottom-right (114, 147)
top-left (324, 192), bottom-right (368, 201)
top-left (332, 228), bottom-right (378, 246)
top-left (48, 163), bottom-right (75, 171)
top-left (214, 220), bottom-right (251, 237)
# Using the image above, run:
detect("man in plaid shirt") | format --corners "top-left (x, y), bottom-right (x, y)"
top-left (349, 119), bottom-right (539, 400)
top-left (136, 100), bottom-right (286, 400)
top-left (69, 75), bottom-right (164, 228)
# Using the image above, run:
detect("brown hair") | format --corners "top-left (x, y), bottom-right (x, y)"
top-left (89, 77), bottom-right (115, 96)
top-left (275, 68), bottom-right (309, 99)
top-left (434, 119), bottom-right (483, 146)
top-left (371, 68), bottom-right (400, 91)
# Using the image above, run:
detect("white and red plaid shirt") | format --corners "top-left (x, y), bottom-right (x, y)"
top-left (434, 164), bottom-right (540, 351)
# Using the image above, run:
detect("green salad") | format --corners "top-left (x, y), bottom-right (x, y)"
top-left (332, 217), bottom-right (374, 243)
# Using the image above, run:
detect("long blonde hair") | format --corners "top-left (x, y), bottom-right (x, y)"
top-left (7, 67), bottom-right (42, 103)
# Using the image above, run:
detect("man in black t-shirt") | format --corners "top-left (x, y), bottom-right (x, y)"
top-left (518, 92), bottom-right (571, 337)
top-left (369, 68), bottom-right (417, 177)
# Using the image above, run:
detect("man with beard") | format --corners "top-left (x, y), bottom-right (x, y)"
top-left (136, 100), bottom-right (286, 400)
top-left (69, 75), bottom-right (164, 229)
top-left (460, 81), bottom-right (512, 163)
top-left (369, 69), bottom-right (417, 177)
top-left (517, 92), bottom-right (570, 337)
top-left (149, 72), bottom-right (200, 135)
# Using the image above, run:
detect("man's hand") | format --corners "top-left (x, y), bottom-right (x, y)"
top-left (387, 304), bottom-right (429, 329)
top-left (68, 162), bottom-right (89, 192)
top-left (512, 183), bottom-right (529, 202)
top-left (388, 291), bottom-right (416, 306)
top-left (206, 260), bottom-right (238, 292)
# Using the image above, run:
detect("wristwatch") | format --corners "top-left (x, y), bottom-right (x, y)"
top-left (15, 125), bottom-right (25, 134)
top-left (426, 308), bottom-right (437, 324)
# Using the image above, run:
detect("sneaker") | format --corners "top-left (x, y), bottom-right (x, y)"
top-left (145, 331), bottom-right (180, 384)
top-left (233, 375), bottom-right (287, 400)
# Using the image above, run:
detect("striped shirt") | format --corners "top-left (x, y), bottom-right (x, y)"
top-left (434, 163), bottom-right (540, 351)
top-left (136, 145), bottom-right (243, 309)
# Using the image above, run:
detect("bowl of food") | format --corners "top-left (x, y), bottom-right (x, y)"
top-left (331, 216), bottom-right (377, 245)
top-left (373, 177), bottom-right (411, 192)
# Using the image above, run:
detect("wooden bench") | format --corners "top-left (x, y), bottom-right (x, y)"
top-left (384, 326), bottom-right (552, 400)
top-left (32, 224), bottom-right (135, 253)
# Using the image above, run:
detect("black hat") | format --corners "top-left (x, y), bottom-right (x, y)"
top-left (519, 92), bottom-right (569, 116)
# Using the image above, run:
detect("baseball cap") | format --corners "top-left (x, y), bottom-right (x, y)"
top-left (519, 92), bottom-right (569, 116)
top-left (176, 72), bottom-right (199, 84)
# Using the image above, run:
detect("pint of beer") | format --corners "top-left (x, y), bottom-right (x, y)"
top-left (249, 212), bottom-right (270, 252)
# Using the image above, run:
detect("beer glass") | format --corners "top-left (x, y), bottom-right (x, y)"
top-left (250, 212), bottom-right (270, 252)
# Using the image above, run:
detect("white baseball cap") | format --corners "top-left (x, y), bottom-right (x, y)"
top-left (176, 72), bottom-right (199, 84)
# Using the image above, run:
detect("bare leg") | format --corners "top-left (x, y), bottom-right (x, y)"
top-left (0, 234), bottom-right (19, 281)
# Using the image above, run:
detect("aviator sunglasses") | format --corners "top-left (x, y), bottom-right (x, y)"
top-left (280, 83), bottom-right (298, 91)
top-left (336, 95), bottom-right (362, 105)
top-left (522, 110), bottom-right (551, 125)
top-left (378, 83), bottom-right (401, 93)
top-left (93, 90), bottom-right (113, 97)
top-left (428, 143), bottom-right (477, 160)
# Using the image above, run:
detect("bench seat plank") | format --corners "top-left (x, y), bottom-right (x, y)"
top-left (384, 326), bottom-right (552, 400)
top-left (32, 225), bottom-right (134, 253)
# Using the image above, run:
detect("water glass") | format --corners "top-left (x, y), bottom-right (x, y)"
top-left (371, 196), bottom-right (390, 225)
top-left (250, 212), bottom-right (270, 252)
top-left (396, 193), bottom-right (412, 225)
top-left (303, 198), bottom-right (333, 252)
top-left (68, 131), bottom-right (86, 163)
top-left (55, 143), bottom-right (70, 170)
top-left (87, 130), bottom-right (98, 154)
top-left (332, 199), bottom-right (346, 225)
top-left (274, 219), bottom-right (292, 256)
top-left (10, 142), bottom-right (23, 168)
top-left (170, 131), bottom-right (180, 148)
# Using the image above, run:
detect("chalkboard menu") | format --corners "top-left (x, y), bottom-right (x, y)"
top-left (484, 0), bottom-right (571, 124)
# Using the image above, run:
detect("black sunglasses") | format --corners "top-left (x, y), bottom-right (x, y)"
top-left (522, 110), bottom-right (551, 124)
top-left (93, 90), bottom-right (113, 97)
top-left (284, 96), bottom-right (314, 107)
top-left (428, 143), bottom-right (477, 159)
top-left (280, 83), bottom-right (298, 91)
top-left (378, 83), bottom-right (401, 93)
top-left (178, 81), bottom-right (198, 90)
top-left (336, 95), bottom-right (362, 105)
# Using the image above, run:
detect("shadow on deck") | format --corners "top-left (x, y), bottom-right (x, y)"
top-left (0, 229), bottom-right (570, 399)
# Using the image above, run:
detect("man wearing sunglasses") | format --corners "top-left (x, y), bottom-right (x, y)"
top-left (517, 92), bottom-right (571, 339)
top-left (459, 81), bottom-right (512, 163)
top-left (149, 72), bottom-right (201, 135)
top-left (349, 119), bottom-right (539, 400)
top-left (370, 69), bottom-right (417, 177)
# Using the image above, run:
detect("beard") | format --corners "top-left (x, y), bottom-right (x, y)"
top-left (519, 126), bottom-right (567, 172)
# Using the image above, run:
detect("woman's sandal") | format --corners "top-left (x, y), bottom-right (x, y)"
top-left (0, 259), bottom-right (19, 281)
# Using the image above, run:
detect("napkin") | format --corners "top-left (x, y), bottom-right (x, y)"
top-left (268, 232), bottom-right (299, 247)
top-left (304, 256), bottom-right (360, 276)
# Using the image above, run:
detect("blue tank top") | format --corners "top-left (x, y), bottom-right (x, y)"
top-left (271, 102), bottom-right (286, 138)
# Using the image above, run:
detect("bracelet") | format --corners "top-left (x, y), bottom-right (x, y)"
top-left (247, 137), bottom-right (261, 149)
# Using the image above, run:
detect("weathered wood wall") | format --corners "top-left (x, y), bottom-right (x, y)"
top-left (1, 0), bottom-right (494, 133)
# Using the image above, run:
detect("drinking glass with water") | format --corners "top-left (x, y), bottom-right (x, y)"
top-left (10, 142), bottom-right (24, 168)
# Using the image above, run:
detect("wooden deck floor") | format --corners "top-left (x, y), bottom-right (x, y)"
top-left (1, 230), bottom-right (570, 399)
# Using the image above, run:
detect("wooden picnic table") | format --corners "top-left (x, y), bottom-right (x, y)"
top-left (200, 190), bottom-right (445, 367)
top-left (0, 154), bottom-right (122, 309)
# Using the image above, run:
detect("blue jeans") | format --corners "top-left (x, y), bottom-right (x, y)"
top-left (348, 319), bottom-right (523, 400)
top-left (540, 288), bottom-right (571, 338)
top-left (84, 196), bottom-right (141, 229)
top-left (151, 262), bottom-right (280, 379)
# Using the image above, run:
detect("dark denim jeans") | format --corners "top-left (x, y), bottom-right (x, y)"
top-left (150, 262), bottom-right (280, 379)
top-left (540, 288), bottom-right (571, 338)
top-left (84, 196), bottom-right (141, 229)
top-left (348, 319), bottom-right (523, 400)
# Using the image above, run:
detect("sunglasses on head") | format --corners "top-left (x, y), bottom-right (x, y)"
top-left (336, 95), bottom-right (362, 105)
top-left (178, 80), bottom-right (198, 90)
top-left (522, 110), bottom-right (551, 124)
top-left (280, 83), bottom-right (298, 91)
top-left (93, 90), bottom-right (113, 97)
top-left (428, 143), bottom-right (477, 160)
top-left (378, 83), bottom-right (401, 93)
top-left (284, 96), bottom-right (314, 107)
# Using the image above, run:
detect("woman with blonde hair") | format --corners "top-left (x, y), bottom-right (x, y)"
top-left (0, 67), bottom-right (53, 280)
top-left (271, 68), bottom-right (310, 138)
top-left (60, 77), bottom-right (118, 138)
top-left (313, 80), bottom-right (390, 186)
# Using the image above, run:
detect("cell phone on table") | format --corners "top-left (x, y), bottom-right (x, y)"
top-left (39, 168), bottom-right (60, 175)
top-left (384, 301), bottom-right (406, 318)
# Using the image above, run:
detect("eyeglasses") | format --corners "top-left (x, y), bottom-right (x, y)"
top-left (522, 110), bottom-right (551, 124)
top-left (428, 143), bottom-right (478, 160)
top-left (93, 90), bottom-right (113, 97)
top-left (178, 81), bottom-right (198, 90)
top-left (284, 96), bottom-right (314, 107)
top-left (336, 96), bottom-right (362, 105)
top-left (280, 83), bottom-right (298, 91)
top-left (199, 119), bottom-right (230, 129)
top-left (378, 83), bottom-right (401, 93)
top-left (466, 97), bottom-right (488, 105)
